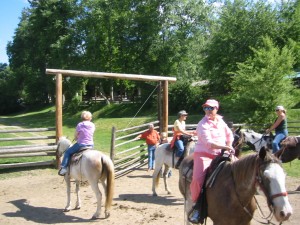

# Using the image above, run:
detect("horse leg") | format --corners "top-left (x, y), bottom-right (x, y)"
top-left (74, 180), bottom-right (81, 210)
top-left (64, 174), bottom-right (72, 212)
top-left (163, 164), bottom-right (172, 194)
top-left (152, 165), bottom-right (162, 196)
top-left (90, 181), bottom-right (102, 220)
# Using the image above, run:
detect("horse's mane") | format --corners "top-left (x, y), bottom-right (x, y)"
top-left (231, 151), bottom-right (280, 185)
top-left (231, 154), bottom-right (258, 185)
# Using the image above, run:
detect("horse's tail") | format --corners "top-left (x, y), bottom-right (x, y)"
top-left (101, 155), bottom-right (115, 212)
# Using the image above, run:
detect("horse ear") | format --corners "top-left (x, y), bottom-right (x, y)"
top-left (235, 126), bottom-right (241, 134)
top-left (259, 146), bottom-right (267, 159)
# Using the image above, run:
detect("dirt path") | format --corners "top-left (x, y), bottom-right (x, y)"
top-left (0, 167), bottom-right (299, 225)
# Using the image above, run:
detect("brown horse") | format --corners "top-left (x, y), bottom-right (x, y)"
top-left (274, 136), bottom-right (300, 163)
top-left (179, 147), bottom-right (293, 225)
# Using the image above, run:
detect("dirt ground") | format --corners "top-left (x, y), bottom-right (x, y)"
top-left (0, 166), bottom-right (299, 225)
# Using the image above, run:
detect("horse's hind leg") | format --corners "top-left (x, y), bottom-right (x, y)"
top-left (152, 165), bottom-right (162, 196)
top-left (74, 180), bottom-right (81, 210)
top-left (163, 165), bottom-right (172, 194)
top-left (90, 181), bottom-right (102, 220)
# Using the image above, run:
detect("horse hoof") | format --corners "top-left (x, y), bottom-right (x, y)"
top-left (91, 216), bottom-right (101, 220)
top-left (153, 193), bottom-right (158, 197)
top-left (74, 206), bottom-right (81, 210)
top-left (105, 211), bottom-right (110, 218)
top-left (63, 208), bottom-right (70, 212)
top-left (167, 191), bottom-right (172, 194)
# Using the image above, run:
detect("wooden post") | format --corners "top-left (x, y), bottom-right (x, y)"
top-left (110, 126), bottom-right (116, 163)
top-left (55, 73), bottom-right (63, 168)
top-left (162, 81), bottom-right (168, 133)
top-left (158, 81), bottom-right (162, 133)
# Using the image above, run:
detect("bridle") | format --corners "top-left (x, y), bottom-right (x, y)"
top-left (233, 156), bottom-right (288, 225)
top-left (255, 159), bottom-right (288, 208)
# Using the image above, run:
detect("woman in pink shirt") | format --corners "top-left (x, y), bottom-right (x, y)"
top-left (189, 99), bottom-right (234, 223)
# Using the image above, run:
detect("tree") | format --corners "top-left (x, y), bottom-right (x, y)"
top-left (230, 36), bottom-right (299, 124)
top-left (204, 0), bottom-right (280, 95)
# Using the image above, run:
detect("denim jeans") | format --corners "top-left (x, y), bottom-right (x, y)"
top-left (148, 145), bottom-right (156, 169)
top-left (272, 130), bottom-right (288, 154)
top-left (175, 139), bottom-right (184, 157)
top-left (61, 143), bottom-right (93, 168)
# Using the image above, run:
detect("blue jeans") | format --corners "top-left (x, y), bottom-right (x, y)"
top-left (175, 139), bottom-right (184, 158)
top-left (272, 130), bottom-right (288, 154)
top-left (148, 145), bottom-right (156, 169)
top-left (61, 143), bottom-right (93, 168)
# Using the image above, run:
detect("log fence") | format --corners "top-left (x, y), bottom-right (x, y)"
top-left (0, 127), bottom-right (57, 169)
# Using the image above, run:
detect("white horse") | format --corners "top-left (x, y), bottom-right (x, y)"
top-left (56, 137), bottom-right (115, 220)
top-left (239, 128), bottom-right (273, 151)
top-left (152, 138), bottom-right (196, 196)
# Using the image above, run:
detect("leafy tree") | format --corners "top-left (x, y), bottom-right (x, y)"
top-left (230, 36), bottom-right (299, 124)
top-left (204, 0), bottom-right (280, 95)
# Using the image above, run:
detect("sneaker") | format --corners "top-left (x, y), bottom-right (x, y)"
top-left (188, 209), bottom-right (201, 224)
top-left (58, 167), bottom-right (67, 176)
top-left (175, 157), bottom-right (183, 169)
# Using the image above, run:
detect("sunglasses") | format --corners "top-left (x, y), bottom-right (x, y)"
top-left (203, 106), bottom-right (215, 111)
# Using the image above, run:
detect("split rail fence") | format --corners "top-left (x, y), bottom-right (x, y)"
top-left (0, 127), bottom-right (57, 169)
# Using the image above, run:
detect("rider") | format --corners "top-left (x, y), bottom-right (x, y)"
top-left (58, 111), bottom-right (95, 176)
top-left (266, 105), bottom-right (288, 154)
top-left (189, 99), bottom-right (234, 223)
top-left (170, 110), bottom-right (194, 169)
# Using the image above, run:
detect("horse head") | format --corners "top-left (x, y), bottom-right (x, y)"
top-left (257, 146), bottom-right (293, 222)
top-left (56, 136), bottom-right (72, 157)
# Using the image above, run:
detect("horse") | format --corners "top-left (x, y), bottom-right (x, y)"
top-left (56, 137), bottom-right (115, 220)
top-left (152, 137), bottom-right (196, 196)
top-left (235, 128), bottom-right (273, 151)
top-left (237, 128), bottom-right (300, 163)
top-left (179, 147), bottom-right (293, 225)
top-left (274, 136), bottom-right (300, 163)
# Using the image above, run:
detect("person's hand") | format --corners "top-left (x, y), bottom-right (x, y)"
top-left (265, 129), bottom-right (270, 134)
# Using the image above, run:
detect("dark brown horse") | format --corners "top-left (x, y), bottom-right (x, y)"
top-left (179, 147), bottom-right (293, 225)
top-left (274, 136), bottom-right (300, 163)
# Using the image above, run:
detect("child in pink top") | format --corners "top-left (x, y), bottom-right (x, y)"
top-left (58, 111), bottom-right (95, 176)
top-left (189, 99), bottom-right (234, 223)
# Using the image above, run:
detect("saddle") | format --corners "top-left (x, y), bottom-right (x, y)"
top-left (70, 146), bottom-right (93, 165)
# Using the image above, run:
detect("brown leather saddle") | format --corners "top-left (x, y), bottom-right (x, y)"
top-left (71, 146), bottom-right (93, 164)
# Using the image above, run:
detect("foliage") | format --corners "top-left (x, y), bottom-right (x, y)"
top-left (204, 0), bottom-right (280, 94)
top-left (230, 36), bottom-right (299, 123)
top-left (169, 81), bottom-right (204, 114)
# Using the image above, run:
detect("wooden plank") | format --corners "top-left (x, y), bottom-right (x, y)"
top-left (46, 69), bottom-right (177, 82)
top-left (0, 143), bottom-right (56, 149)
top-left (0, 146), bottom-right (57, 155)
top-left (0, 128), bottom-right (55, 133)
top-left (0, 152), bottom-right (56, 158)
top-left (0, 136), bottom-right (56, 142)
top-left (0, 160), bottom-right (55, 169)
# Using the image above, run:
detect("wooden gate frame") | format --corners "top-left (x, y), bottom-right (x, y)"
top-left (46, 68), bottom-right (176, 141)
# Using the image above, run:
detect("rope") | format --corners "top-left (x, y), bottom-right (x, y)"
top-left (125, 84), bottom-right (159, 129)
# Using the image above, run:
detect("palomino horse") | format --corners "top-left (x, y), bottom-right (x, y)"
top-left (179, 147), bottom-right (293, 225)
top-left (56, 137), bottom-right (115, 219)
top-left (152, 137), bottom-right (196, 196)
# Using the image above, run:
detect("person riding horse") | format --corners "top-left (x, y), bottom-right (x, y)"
top-left (189, 99), bottom-right (235, 223)
top-left (170, 110), bottom-right (195, 169)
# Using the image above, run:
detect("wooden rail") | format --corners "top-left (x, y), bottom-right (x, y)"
top-left (0, 127), bottom-right (57, 169)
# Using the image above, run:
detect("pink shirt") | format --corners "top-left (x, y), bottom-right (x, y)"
top-left (194, 114), bottom-right (233, 155)
top-left (76, 121), bottom-right (95, 145)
